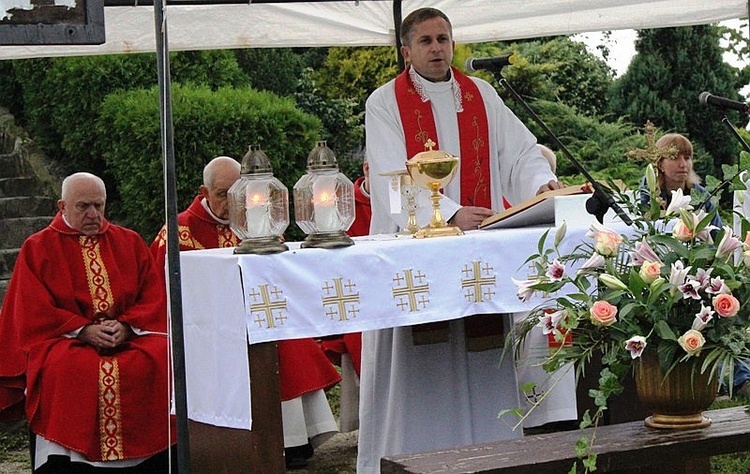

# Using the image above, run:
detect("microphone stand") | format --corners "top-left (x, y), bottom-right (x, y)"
top-left (698, 114), bottom-right (750, 209)
top-left (492, 71), bottom-right (633, 226)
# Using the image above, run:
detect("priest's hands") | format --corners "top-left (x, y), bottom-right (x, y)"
top-left (79, 320), bottom-right (135, 350)
top-left (448, 206), bottom-right (495, 231)
top-left (536, 179), bottom-right (565, 194)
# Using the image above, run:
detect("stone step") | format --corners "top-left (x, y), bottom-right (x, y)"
top-left (0, 279), bottom-right (8, 308)
top-left (0, 248), bottom-right (19, 280)
top-left (0, 216), bottom-right (51, 249)
top-left (0, 153), bottom-right (31, 179)
top-left (0, 196), bottom-right (57, 218)
top-left (0, 177), bottom-right (47, 197)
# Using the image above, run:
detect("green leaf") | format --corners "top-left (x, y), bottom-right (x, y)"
top-left (574, 436), bottom-right (589, 457)
top-left (654, 320), bottom-right (677, 341)
top-left (583, 453), bottom-right (598, 471)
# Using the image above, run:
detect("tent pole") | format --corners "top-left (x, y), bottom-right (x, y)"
top-left (394, 0), bottom-right (404, 71)
top-left (153, 0), bottom-right (191, 471)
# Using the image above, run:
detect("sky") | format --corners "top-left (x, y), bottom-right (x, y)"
top-left (575, 22), bottom-right (749, 129)
top-left (574, 29), bottom-right (638, 77)
top-left (575, 20), bottom-right (748, 87)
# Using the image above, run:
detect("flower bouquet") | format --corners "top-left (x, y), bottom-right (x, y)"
top-left (509, 153), bottom-right (750, 470)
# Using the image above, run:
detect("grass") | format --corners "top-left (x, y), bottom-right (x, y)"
top-left (0, 421), bottom-right (30, 470)
top-left (709, 396), bottom-right (750, 473)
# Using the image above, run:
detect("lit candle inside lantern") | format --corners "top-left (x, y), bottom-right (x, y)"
top-left (314, 188), bottom-right (339, 232)
top-left (245, 189), bottom-right (272, 237)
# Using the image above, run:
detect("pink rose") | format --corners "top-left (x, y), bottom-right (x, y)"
top-left (672, 220), bottom-right (693, 241)
top-left (713, 293), bottom-right (740, 318)
top-left (590, 300), bottom-right (617, 326)
top-left (593, 229), bottom-right (622, 257)
top-left (678, 329), bottom-right (706, 355)
top-left (639, 260), bottom-right (662, 284)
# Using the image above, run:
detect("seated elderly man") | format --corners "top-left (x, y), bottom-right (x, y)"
top-left (0, 172), bottom-right (176, 472)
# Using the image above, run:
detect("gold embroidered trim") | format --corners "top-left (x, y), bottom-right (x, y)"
top-left (80, 236), bottom-right (115, 316)
top-left (99, 357), bottom-right (124, 460)
top-left (155, 225), bottom-right (207, 250)
top-left (217, 224), bottom-right (240, 248)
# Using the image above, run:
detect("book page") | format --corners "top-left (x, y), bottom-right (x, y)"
top-left (480, 184), bottom-right (590, 230)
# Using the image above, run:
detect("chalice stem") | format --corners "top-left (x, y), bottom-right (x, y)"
top-left (405, 204), bottom-right (420, 233)
top-left (429, 188), bottom-right (447, 228)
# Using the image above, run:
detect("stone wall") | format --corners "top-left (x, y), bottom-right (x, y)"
top-left (0, 107), bottom-right (62, 307)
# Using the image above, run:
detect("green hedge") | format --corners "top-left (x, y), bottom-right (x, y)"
top-left (4, 52), bottom-right (249, 188)
top-left (98, 84), bottom-right (323, 241)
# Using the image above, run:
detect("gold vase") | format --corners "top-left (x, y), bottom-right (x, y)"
top-left (634, 352), bottom-right (718, 430)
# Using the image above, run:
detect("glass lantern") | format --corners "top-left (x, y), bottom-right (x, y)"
top-left (293, 141), bottom-right (355, 249)
top-left (227, 145), bottom-right (290, 254)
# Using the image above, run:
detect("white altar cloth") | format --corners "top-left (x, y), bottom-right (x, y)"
top-left (178, 223), bottom-right (613, 431)
top-left (186, 226), bottom-right (599, 345)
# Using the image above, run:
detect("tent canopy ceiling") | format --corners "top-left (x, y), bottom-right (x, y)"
top-left (0, 0), bottom-right (747, 60)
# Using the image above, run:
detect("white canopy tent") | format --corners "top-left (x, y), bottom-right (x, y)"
top-left (2, 1), bottom-right (747, 471)
top-left (0, 0), bottom-right (747, 59)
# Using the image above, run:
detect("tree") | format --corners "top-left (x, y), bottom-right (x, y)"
top-left (458, 37), bottom-right (615, 117)
top-left (233, 47), bottom-right (307, 97)
top-left (311, 46), bottom-right (399, 116)
top-left (607, 25), bottom-right (745, 178)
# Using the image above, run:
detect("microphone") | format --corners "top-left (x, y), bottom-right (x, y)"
top-left (465, 54), bottom-right (515, 73)
top-left (698, 92), bottom-right (749, 113)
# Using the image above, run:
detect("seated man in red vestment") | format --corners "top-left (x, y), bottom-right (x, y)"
top-left (0, 172), bottom-right (176, 473)
top-left (151, 155), bottom-right (341, 470)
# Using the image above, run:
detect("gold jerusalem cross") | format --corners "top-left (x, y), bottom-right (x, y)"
top-left (625, 120), bottom-right (678, 165)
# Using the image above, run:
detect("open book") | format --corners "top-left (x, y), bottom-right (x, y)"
top-left (480, 184), bottom-right (592, 230)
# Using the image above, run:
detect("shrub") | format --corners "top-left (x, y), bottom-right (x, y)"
top-left (98, 84), bottom-right (322, 241)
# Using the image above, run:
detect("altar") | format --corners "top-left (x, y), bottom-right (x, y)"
top-left (178, 222), bottom-right (612, 469)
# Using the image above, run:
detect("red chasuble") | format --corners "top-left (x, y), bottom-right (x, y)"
top-left (151, 195), bottom-right (341, 401)
top-left (346, 176), bottom-right (372, 239)
top-left (0, 213), bottom-right (175, 461)
top-left (395, 66), bottom-right (492, 208)
top-left (394, 67), bottom-right (503, 350)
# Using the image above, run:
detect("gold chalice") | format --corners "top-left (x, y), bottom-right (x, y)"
top-left (405, 139), bottom-right (463, 238)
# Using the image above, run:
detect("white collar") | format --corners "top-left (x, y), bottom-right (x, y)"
top-left (408, 66), bottom-right (464, 113)
top-left (201, 197), bottom-right (230, 225)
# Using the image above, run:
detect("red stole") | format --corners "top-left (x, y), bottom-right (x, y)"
top-left (395, 66), bottom-right (492, 208)
top-left (395, 68), bottom-right (503, 350)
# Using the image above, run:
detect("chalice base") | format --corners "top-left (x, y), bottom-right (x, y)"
top-left (414, 225), bottom-right (464, 239)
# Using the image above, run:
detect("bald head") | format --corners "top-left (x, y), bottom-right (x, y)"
top-left (203, 156), bottom-right (240, 189)
top-left (58, 172), bottom-right (107, 236)
top-left (61, 172), bottom-right (106, 201)
top-left (201, 156), bottom-right (240, 220)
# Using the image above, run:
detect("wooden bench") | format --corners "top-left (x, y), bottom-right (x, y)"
top-left (381, 406), bottom-right (750, 473)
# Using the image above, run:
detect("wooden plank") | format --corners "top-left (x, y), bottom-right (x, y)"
top-left (381, 407), bottom-right (750, 474)
top-left (247, 341), bottom-right (285, 473)
top-left (188, 341), bottom-right (284, 473)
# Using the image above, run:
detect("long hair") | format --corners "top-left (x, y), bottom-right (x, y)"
top-left (655, 133), bottom-right (701, 191)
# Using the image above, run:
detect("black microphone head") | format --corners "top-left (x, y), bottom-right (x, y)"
top-left (465, 57), bottom-right (478, 73)
top-left (465, 54), bottom-right (515, 73)
top-left (464, 58), bottom-right (477, 73)
top-left (698, 91), bottom-right (711, 105)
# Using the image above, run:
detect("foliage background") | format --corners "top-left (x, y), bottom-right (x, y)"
top-left (0, 24), bottom-right (747, 242)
